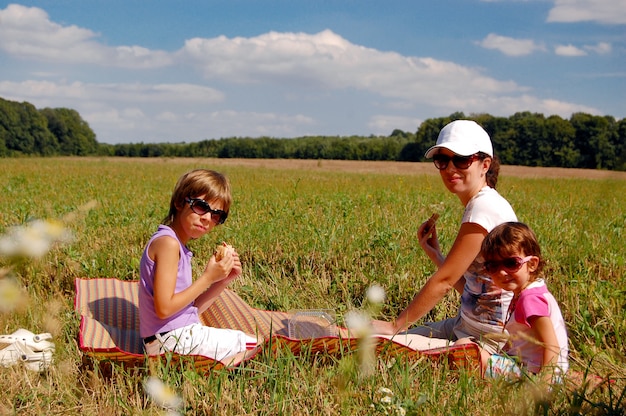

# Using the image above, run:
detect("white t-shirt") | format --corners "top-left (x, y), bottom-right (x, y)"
top-left (459, 186), bottom-right (517, 335)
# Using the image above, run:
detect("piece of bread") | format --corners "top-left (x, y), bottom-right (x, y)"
top-left (215, 243), bottom-right (233, 261)
top-left (423, 213), bottom-right (440, 233)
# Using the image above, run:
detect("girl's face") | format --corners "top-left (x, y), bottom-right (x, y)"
top-left (175, 194), bottom-right (225, 243)
top-left (435, 149), bottom-right (490, 204)
top-left (484, 253), bottom-right (539, 295)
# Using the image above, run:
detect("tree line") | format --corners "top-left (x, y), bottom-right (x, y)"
top-left (1, 97), bottom-right (624, 171)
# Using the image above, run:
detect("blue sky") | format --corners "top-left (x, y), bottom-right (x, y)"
top-left (0, 1), bottom-right (624, 144)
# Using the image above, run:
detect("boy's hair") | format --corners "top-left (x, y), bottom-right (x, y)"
top-left (482, 222), bottom-right (544, 278)
top-left (163, 169), bottom-right (232, 226)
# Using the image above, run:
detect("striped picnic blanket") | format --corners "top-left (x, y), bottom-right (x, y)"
top-left (75, 278), bottom-right (480, 371)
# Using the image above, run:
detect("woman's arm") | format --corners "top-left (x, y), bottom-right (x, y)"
top-left (151, 236), bottom-right (232, 319)
top-left (372, 222), bottom-right (487, 335)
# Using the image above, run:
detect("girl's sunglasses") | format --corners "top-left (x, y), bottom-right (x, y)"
top-left (432, 154), bottom-right (478, 170)
top-left (483, 255), bottom-right (533, 274)
top-left (185, 197), bottom-right (228, 224)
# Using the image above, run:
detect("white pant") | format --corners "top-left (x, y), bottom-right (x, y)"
top-left (144, 323), bottom-right (258, 361)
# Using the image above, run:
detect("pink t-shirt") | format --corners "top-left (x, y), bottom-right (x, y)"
top-left (505, 279), bottom-right (569, 374)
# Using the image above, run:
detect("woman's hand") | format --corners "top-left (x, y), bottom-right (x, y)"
top-left (371, 319), bottom-right (397, 335)
top-left (418, 219), bottom-right (442, 265)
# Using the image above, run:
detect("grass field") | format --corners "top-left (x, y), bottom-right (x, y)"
top-left (1, 157), bottom-right (625, 415)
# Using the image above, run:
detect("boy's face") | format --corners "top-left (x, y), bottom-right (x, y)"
top-left (179, 195), bottom-right (226, 240)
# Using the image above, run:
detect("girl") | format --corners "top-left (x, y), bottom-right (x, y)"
top-left (138, 169), bottom-right (258, 361)
top-left (477, 222), bottom-right (569, 380)
top-left (373, 120), bottom-right (517, 356)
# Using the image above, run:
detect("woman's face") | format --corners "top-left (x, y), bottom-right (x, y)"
top-left (435, 148), bottom-right (490, 204)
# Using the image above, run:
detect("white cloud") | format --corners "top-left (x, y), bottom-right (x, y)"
top-left (0, 4), bottom-right (172, 68)
top-left (478, 33), bottom-right (546, 56)
top-left (547, 0), bottom-right (626, 25)
top-left (554, 42), bottom-right (612, 56)
top-left (368, 115), bottom-right (422, 135)
top-left (181, 30), bottom-right (526, 105)
top-left (0, 80), bottom-right (223, 106)
top-left (555, 44), bottom-right (588, 56)
top-left (470, 94), bottom-right (600, 116)
top-left (584, 42), bottom-right (612, 54)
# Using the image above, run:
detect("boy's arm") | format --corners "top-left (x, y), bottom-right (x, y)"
top-left (152, 236), bottom-right (232, 319)
top-left (195, 251), bottom-right (242, 314)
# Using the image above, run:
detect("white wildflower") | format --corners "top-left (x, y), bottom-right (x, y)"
top-left (345, 310), bottom-right (371, 337)
top-left (144, 376), bottom-right (183, 412)
top-left (381, 395), bottom-right (393, 404)
top-left (366, 284), bottom-right (386, 304)
top-left (0, 276), bottom-right (27, 313)
top-left (0, 219), bottom-right (73, 259)
top-left (345, 310), bottom-right (376, 376)
top-left (395, 405), bottom-right (407, 416)
top-left (377, 387), bottom-right (394, 396)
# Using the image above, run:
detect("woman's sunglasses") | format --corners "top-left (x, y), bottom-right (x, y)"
top-left (432, 154), bottom-right (479, 170)
top-left (483, 255), bottom-right (533, 274)
top-left (185, 197), bottom-right (228, 224)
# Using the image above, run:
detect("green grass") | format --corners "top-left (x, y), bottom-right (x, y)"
top-left (1, 157), bottom-right (625, 415)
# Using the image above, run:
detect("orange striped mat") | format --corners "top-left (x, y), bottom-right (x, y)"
top-left (75, 278), bottom-right (480, 371)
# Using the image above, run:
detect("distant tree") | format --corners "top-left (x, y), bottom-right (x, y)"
top-left (474, 114), bottom-right (514, 163)
top-left (509, 112), bottom-right (548, 166)
top-left (615, 118), bottom-right (626, 171)
top-left (570, 113), bottom-right (616, 169)
top-left (415, 116), bottom-right (452, 161)
top-left (40, 107), bottom-right (98, 155)
top-left (544, 115), bottom-right (579, 168)
top-left (1, 94), bottom-right (625, 171)
top-left (0, 98), bottom-right (58, 155)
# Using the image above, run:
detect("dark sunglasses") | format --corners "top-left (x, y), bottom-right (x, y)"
top-left (484, 255), bottom-right (533, 274)
top-left (432, 154), bottom-right (479, 170)
top-left (184, 197), bottom-right (228, 224)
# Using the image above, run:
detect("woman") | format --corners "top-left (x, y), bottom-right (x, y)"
top-left (373, 120), bottom-right (517, 355)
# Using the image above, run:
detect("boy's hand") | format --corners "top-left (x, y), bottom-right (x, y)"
top-left (212, 242), bottom-right (242, 284)
top-left (215, 242), bottom-right (234, 261)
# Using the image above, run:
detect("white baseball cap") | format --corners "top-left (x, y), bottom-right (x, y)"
top-left (424, 120), bottom-right (493, 158)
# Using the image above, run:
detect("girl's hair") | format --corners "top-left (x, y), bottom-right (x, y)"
top-left (477, 152), bottom-right (500, 189)
top-left (482, 222), bottom-right (544, 279)
top-left (163, 169), bottom-right (232, 226)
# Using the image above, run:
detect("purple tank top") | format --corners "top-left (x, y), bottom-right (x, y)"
top-left (138, 225), bottom-right (199, 338)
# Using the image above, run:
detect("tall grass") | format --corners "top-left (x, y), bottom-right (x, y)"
top-left (1, 157), bottom-right (624, 415)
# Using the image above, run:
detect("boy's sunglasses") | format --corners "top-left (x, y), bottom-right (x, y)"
top-left (432, 154), bottom-right (479, 170)
top-left (185, 197), bottom-right (228, 224)
top-left (483, 255), bottom-right (533, 274)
